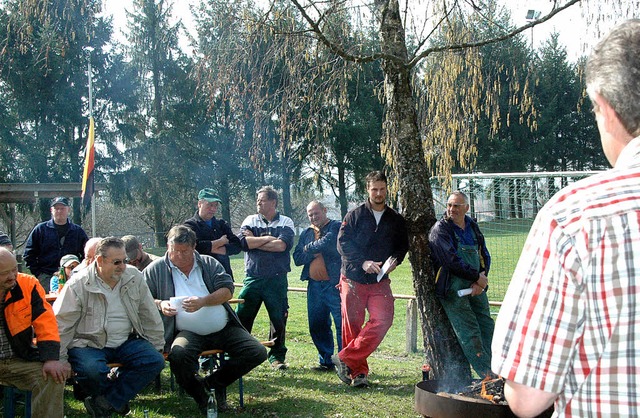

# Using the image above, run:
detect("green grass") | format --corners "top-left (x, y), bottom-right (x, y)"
top-left (57, 223), bottom-right (529, 417)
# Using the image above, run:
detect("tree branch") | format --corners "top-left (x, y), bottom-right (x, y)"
top-left (287, 0), bottom-right (581, 68)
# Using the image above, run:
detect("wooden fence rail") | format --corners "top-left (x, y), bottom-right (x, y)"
top-left (234, 283), bottom-right (501, 354)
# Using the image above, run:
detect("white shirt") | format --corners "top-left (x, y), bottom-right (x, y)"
top-left (169, 258), bottom-right (228, 335)
top-left (97, 280), bottom-right (133, 348)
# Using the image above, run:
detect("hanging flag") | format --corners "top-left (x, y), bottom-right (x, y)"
top-left (81, 116), bottom-right (95, 209)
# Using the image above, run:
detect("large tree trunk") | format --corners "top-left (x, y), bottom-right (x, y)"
top-left (375, 0), bottom-right (471, 383)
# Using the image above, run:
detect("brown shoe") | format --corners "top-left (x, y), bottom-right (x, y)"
top-left (271, 360), bottom-right (288, 370)
top-left (352, 374), bottom-right (369, 388)
top-left (331, 354), bottom-right (351, 385)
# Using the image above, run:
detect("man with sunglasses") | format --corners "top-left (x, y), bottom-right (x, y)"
top-left (53, 237), bottom-right (165, 418)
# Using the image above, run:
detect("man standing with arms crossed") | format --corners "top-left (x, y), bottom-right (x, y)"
top-left (236, 186), bottom-right (295, 370)
top-left (293, 200), bottom-right (342, 371)
top-left (492, 20), bottom-right (640, 417)
top-left (184, 188), bottom-right (242, 278)
top-left (334, 171), bottom-right (408, 387)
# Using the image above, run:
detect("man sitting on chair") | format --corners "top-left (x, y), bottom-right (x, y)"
top-left (54, 237), bottom-right (165, 417)
top-left (144, 225), bottom-right (267, 415)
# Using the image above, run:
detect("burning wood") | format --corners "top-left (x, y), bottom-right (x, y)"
top-left (457, 376), bottom-right (508, 405)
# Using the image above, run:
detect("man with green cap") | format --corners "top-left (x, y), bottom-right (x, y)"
top-left (184, 188), bottom-right (241, 278)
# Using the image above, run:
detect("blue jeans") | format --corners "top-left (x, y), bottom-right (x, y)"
top-left (307, 279), bottom-right (342, 367)
top-left (68, 336), bottom-right (165, 411)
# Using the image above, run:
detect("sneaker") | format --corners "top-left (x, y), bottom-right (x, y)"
top-left (271, 360), bottom-right (288, 370)
top-left (84, 395), bottom-right (113, 418)
top-left (352, 373), bottom-right (370, 388)
top-left (331, 354), bottom-right (351, 385)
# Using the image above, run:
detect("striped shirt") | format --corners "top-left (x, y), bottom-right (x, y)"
top-left (492, 136), bottom-right (640, 417)
top-left (239, 212), bottom-right (295, 278)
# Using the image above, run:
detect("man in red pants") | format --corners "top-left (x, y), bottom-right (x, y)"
top-left (333, 171), bottom-right (408, 387)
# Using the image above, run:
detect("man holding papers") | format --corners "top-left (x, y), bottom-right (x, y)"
top-left (428, 190), bottom-right (493, 378)
top-left (334, 171), bottom-right (408, 387)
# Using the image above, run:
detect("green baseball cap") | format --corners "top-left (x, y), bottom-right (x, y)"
top-left (198, 188), bottom-right (222, 203)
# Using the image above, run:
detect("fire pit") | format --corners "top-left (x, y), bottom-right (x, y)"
top-left (415, 380), bottom-right (553, 418)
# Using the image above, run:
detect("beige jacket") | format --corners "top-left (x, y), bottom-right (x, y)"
top-left (53, 264), bottom-right (164, 360)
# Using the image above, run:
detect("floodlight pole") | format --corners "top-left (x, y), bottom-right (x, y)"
top-left (525, 10), bottom-right (541, 51)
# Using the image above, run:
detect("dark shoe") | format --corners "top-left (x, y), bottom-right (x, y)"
top-left (331, 354), bottom-right (351, 385)
top-left (271, 360), bottom-right (288, 370)
top-left (215, 386), bottom-right (229, 412)
top-left (72, 380), bottom-right (89, 401)
top-left (84, 395), bottom-right (113, 418)
top-left (115, 402), bottom-right (130, 416)
top-left (311, 364), bottom-right (335, 372)
top-left (352, 373), bottom-right (370, 388)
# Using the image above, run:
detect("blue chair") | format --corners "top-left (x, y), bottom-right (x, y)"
top-left (2, 385), bottom-right (31, 418)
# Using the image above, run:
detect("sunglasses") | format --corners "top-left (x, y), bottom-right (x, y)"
top-left (105, 257), bottom-right (129, 266)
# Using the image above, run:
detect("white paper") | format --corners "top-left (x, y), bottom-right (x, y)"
top-left (376, 257), bottom-right (395, 282)
top-left (457, 288), bottom-right (473, 297)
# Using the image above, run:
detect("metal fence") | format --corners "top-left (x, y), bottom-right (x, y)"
top-left (430, 171), bottom-right (601, 302)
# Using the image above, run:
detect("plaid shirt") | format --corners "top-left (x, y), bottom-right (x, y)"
top-left (492, 136), bottom-right (640, 417)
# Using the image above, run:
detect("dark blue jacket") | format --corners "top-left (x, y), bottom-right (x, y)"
top-left (337, 201), bottom-right (409, 285)
top-left (184, 212), bottom-right (242, 278)
top-left (293, 219), bottom-right (341, 285)
top-left (23, 219), bottom-right (88, 277)
top-left (238, 212), bottom-right (295, 278)
top-left (428, 214), bottom-right (491, 298)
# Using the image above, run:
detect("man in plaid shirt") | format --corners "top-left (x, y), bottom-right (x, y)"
top-left (492, 19), bottom-right (640, 417)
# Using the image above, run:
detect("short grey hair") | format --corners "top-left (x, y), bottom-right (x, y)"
top-left (95, 237), bottom-right (125, 258)
top-left (167, 225), bottom-right (196, 247)
top-left (586, 19), bottom-right (640, 137)
top-left (449, 191), bottom-right (469, 205)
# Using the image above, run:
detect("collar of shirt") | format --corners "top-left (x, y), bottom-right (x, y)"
top-left (615, 135), bottom-right (640, 169)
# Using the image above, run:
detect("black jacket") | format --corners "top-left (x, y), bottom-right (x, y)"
top-left (337, 200), bottom-right (409, 284)
top-left (184, 212), bottom-right (242, 278)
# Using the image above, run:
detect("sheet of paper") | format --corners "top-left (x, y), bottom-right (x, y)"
top-left (376, 257), bottom-right (395, 282)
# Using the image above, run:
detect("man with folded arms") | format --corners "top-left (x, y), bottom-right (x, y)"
top-left (145, 225), bottom-right (266, 415)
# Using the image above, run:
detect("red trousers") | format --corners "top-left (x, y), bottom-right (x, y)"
top-left (338, 277), bottom-right (394, 377)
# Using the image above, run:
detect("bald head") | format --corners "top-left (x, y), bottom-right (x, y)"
top-left (84, 237), bottom-right (102, 263)
top-left (306, 200), bottom-right (329, 228)
top-left (0, 247), bottom-right (18, 293)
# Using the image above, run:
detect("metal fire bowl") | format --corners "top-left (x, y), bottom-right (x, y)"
top-left (415, 380), bottom-right (553, 418)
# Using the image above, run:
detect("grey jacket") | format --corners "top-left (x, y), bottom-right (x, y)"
top-left (53, 264), bottom-right (165, 360)
top-left (143, 252), bottom-right (242, 352)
